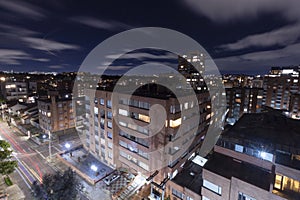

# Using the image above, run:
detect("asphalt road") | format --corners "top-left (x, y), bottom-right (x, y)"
top-left (0, 121), bottom-right (89, 200)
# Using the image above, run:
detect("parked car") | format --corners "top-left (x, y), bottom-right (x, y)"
top-left (104, 174), bottom-right (120, 185)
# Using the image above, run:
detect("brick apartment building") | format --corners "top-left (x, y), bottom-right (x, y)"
top-left (165, 109), bottom-right (300, 200)
top-left (83, 85), bottom-right (211, 182)
top-left (204, 110), bottom-right (300, 200)
top-left (38, 91), bottom-right (75, 134)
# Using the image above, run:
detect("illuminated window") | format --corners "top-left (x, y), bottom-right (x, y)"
top-left (235, 98), bottom-right (241, 103)
top-left (260, 151), bottom-right (273, 162)
top-left (282, 176), bottom-right (300, 193)
top-left (138, 114), bottom-right (150, 123)
top-left (118, 108), bottom-right (128, 116)
top-left (235, 144), bottom-right (244, 153)
top-left (169, 118), bottom-right (182, 128)
top-left (274, 174), bottom-right (283, 189)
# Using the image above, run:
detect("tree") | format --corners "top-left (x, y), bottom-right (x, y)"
top-left (0, 140), bottom-right (17, 176)
top-left (32, 168), bottom-right (79, 200)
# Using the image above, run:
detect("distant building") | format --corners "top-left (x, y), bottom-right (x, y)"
top-left (38, 91), bottom-right (75, 134)
top-left (289, 92), bottom-right (300, 119)
top-left (263, 66), bottom-right (300, 110)
top-left (0, 81), bottom-right (28, 102)
top-left (222, 74), bottom-right (253, 88)
top-left (179, 53), bottom-right (206, 91)
top-left (225, 87), bottom-right (263, 124)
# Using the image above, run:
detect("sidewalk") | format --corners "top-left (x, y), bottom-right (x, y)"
top-left (0, 175), bottom-right (25, 200)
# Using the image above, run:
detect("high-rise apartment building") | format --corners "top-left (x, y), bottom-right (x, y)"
top-left (263, 66), bottom-right (300, 111)
top-left (79, 52), bottom-right (221, 200)
top-left (226, 87), bottom-right (263, 124)
top-left (83, 85), bottom-right (211, 181)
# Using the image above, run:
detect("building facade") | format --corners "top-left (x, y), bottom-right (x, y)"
top-left (38, 91), bottom-right (75, 134)
top-left (225, 87), bottom-right (263, 124)
top-left (205, 110), bottom-right (300, 200)
top-left (289, 92), bottom-right (300, 119)
top-left (263, 66), bottom-right (300, 111)
top-left (0, 81), bottom-right (28, 101)
top-left (83, 87), bottom-right (211, 182)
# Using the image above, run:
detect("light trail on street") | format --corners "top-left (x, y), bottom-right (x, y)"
top-left (0, 122), bottom-right (55, 185)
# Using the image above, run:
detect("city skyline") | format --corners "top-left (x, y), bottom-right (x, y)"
top-left (1, 0), bottom-right (300, 74)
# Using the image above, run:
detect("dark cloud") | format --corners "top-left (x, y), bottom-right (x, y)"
top-left (70, 16), bottom-right (134, 31)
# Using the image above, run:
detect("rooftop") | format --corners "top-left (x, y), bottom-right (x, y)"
top-left (204, 153), bottom-right (273, 191)
top-left (222, 109), bottom-right (300, 154)
top-left (172, 160), bottom-right (202, 195)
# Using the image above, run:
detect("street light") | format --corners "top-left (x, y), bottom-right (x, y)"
top-left (91, 164), bottom-right (98, 172)
top-left (65, 143), bottom-right (71, 149)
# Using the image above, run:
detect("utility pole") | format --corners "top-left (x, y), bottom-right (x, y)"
top-left (48, 129), bottom-right (52, 161)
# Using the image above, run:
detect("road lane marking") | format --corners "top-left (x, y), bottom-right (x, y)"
top-left (16, 167), bottom-right (32, 189)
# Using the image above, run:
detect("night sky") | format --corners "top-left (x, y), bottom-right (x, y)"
top-left (0, 0), bottom-right (300, 74)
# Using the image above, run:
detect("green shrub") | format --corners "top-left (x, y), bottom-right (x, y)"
top-left (4, 176), bottom-right (13, 186)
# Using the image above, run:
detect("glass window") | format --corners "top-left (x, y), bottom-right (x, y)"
top-left (169, 118), bottom-right (182, 128)
top-left (107, 111), bottom-right (112, 119)
top-left (107, 121), bottom-right (112, 129)
top-left (138, 114), bottom-right (150, 123)
top-left (235, 144), bottom-right (244, 153)
top-left (138, 161), bottom-right (149, 171)
top-left (107, 131), bottom-right (112, 139)
top-left (172, 188), bottom-right (184, 199)
top-left (107, 142), bottom-right (113, 149)
top-left (100, 98), bottom-right (104, 105)
top-left (119, 140), bottom-right (127, 148)
top-left (274, 174), bottom-right (283, 189)
top-left (107, 100), bottom-right (112, 108)
top-left (203, 179), bottom-right (222, 195)
top-left (119, 121), bottom-right (127, 127)
top-left (238, 192), bottom-right (256, 200)
top-left (118, 108), bottom-right (128, 116)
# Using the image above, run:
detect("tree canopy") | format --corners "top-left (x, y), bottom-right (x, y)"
top-left (0, 140), bottom-right (17, 176)
top-left (32, 168), bottom-right (79, 200)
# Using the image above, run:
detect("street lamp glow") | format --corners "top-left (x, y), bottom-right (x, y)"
top-left (91, 164), bottom-right (98, 172)
top-left (65, 143), bottom-right (71, 149)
